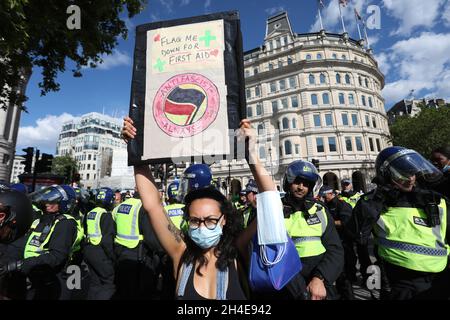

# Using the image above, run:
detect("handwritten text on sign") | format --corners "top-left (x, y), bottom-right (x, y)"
top-left (150, 20), bottom-right (224, 74)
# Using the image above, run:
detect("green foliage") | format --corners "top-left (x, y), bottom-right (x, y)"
top-left (389, 105), bottom-right (450, 158)
top-left (0, 0), bottom-right (146, 109)
top-left (51, 154), bottom-right (78, 178)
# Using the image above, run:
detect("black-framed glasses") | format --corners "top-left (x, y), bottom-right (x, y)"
top-left (187, 213), bottom-right (224, 230)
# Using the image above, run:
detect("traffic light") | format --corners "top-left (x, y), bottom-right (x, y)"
top-left (166, 162), bottom-right (176, 179)
top-left (20, 147), bottom-right (34, 173)
top-left (35, 153), bottom-right (54, 173)
top-left (311, 158), bottom-right (320, 170)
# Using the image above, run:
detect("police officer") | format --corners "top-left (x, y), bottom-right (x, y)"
top-left (281, 161), bottom-right (344, 300)
top-left (349, 146), bottom-right (449, 300)
top-left (241, 180), bottom-right (258, 228)
top-left (164, 180), bottom-right (185, 230)
top-left (5, 185), bottom-right (83, 299)
top-left (319, 185), bottom-right (355, 299)
top-left (339, 179), bottom-right (362, 208)
top-left (0, 187), bottom-right (34, 299)
top-left (234, 190), bottom-right (247, 212)
top-left (10, 183), bottom-right (42, 221)
top-left (112, 189), bottom-right (165, 299)
top-left (83, 187), bottom-right (116, 300)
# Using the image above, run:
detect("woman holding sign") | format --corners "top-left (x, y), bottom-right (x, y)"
top-left (122, 117), bottom-right (275, 300)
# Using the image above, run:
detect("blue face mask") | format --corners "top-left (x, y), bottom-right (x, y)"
top-left (188, 224), bottom-right (223, 249)
top-left (443, 165), bottom-right (450, 173)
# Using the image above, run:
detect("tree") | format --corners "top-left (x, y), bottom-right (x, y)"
top-left (0, 0), bottom-right (146, 109)
top-left (389, 104), bottom-right (450, 158)
top-left (51, 154), bottom-right (78, 183)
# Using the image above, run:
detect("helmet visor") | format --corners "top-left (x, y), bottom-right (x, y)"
top-left (388, 151), bottom-right (443, 184)
top-left (29, 187), bottom-right (63, 204)
top-left (176, 176), bottom-right (190, 203)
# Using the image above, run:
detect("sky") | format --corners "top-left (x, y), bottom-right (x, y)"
top-left (16, 0), bottom-right (450, 154)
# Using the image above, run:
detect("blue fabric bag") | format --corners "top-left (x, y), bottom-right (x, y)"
top-left (248, 233), bottom-right (302, 292)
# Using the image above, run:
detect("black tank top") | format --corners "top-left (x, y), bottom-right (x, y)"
top-left (177, 261), bottom-right (247, 300)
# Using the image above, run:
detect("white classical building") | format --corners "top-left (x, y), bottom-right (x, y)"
top-left (56, 112), bottom-right (130, 189)
top-left (0, 102), bottom-right (23, 183)
top-left (211, 11), bottom-right (391, 193)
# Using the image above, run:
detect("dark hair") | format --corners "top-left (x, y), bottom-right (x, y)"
top-left (432, 146), bottom-right (450, 159)
top-left (181, 197), bottom-right (242, 276)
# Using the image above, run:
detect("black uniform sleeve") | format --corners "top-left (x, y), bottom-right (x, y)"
top-left (21, 219), bottom-right (77, 275)
top-left (100, 212), bottom-right (116, 261)
top-left (346, 195), bottom-right (383, 245)
top-left (337, 200), bottom-right (353, 227)
top-left (313, 209), bottom-right (344, 284)
top-left (139, 207), bottom-right (165, 256)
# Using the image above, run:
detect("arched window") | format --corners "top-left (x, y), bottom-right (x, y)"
top-left (253, 68), bottom-right (258, 75)
top-left (268, 63), bottom-right (274, 71)
top-left (341, 54), bottom-right (347, 60)
top-left (257, 123), bottom-right (264, 133)
top-left (306, 54), bottom-right (312, 60)
top-left (247, 106), bottom-right (253, 117)
top-left (345, 74), bottom-right (351, 84)
top-left (317, 53), bottom-right (322, 59)
top-left (322, 92), bottom-right (330, 104)
top-left (348, 93), bottom-right (355, 105)
top-left (287, 57), bottom-right (293, 65)
top-left (259, 146), bottom-right (266, 159)
top-left (311, 94), bottom-right (318, 105)
top-left (256, 103), bottom-right (262, 115)
top-left (278, 60), bottom-right (283, 68)
top-left (284, 140), bottom-right (292, 155)
top-left (336, 73), bottom-right (341, 84)
top-left (332, 53), bottom-right (337, 59)
top-left (365, 78), bottom-right (369, 87)
top-left (292, 118), bottom-right (297, 129)
top-left (282, 117), bottom-right (289, 130)
top-left (368, 97), bottom-right (373, 108)
top-left (362, 95), bottom-right (367, 106)
top-left (309, 74), bottom-right (315, 84)
top-left (358, 76), bottom-right (362, 86)
top-left (339, 93), bottom-right (345, 104)
top-left (320, 73), bottom-right (326, 84)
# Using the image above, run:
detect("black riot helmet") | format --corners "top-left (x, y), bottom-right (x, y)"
top-left (0, 189), bottom-right (34, 243)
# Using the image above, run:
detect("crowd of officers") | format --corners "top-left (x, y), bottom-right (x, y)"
top-left (0, 144), bottom-right (449, 300)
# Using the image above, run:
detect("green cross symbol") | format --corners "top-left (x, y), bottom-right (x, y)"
top-left (199, 30), bottom-right (216, 47)
top-left (153, 58), bottom-right (166, 72)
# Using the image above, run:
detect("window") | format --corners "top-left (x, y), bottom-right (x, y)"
top-left (282, 118), bottom-right (289, 129)
top-left (339, 93), bottom-right (345, 104)
top-left (345, 74), bottom-right (351, 84)
top-left (254, 68), bottom-right (258, 75)
top-left (281, 98), bottom-right (288, 109)
top-left (291, 96), bottom-right (299, 108)
top-left (257, 124), bottom-right (264, 133)
top-left (358, 76), bottom-right (362, 86)
top-left (317, 53), bottom-right (322, 59)
top-left (255, 86), bottom-right (261, 97)
top-left (316, 137), bottom-right (325, 153)
top-left (328, 137), bottom-right (337, 152)
top-left (365, 115), bottom-right (370, 127)
top-left (351, 114), bottom-right (358, 126)
top-left (376, 139), bottom-right (381, 152)
top-left (320, 73), bottom-right (326, 84)
top-left (276, 38), bottom-right (282, 48)
top-left (365, 78), bottom-right (369, 87)
top-left (87, 173), bottom-right (90, 180)
top-left (372, 117), bottom-right (377, 128)
top-left (295, 144), bottom-right (300, 154)
top-left (285, 140), bottom-right (293, 155)
top-left (325, 113), bottom-right (333, 126)
top-left (279, 79), bottom-right (286, 90)
top-left (278, 60), bottom-right (283, 68)
top-left (87, 164), bottom-right (91, 170)
top-left (306, 54), bottom-right (312, 60)
top-left (272, 101), bottom-right (278, 113)
top-left (314, 114), bottom-right (321, 127)
top-left (348, 93), bottom-right (355, 105)
top-left (336, 73), bottom-right (341, 84)
top-left (311, 94), bottom-right (318, 105)
top-left (270, 82), bottom-right (277, 92)
top-left (322, 93), bottom-right (330, 104)
top-left (256, 103), bottom-right (263, 116)
top-left (289, 77), bottom-right (296, 88)
top-left (247, 106), bottom-right (253, 117)
top-left (369, 138), bottom-right (374, 152)
top-left (283, 36), bottom-right (288, 45)
top-left (355, 137), bottom-right (363, 151)
top-left (2, 154), bottom-right (10, 165)
top-left (341, 54), bottom-right (347, 60)
top-left (259, 147), bottom-right (266, 159)
top-left (345, 137), bottom-right (353, 151)
top-left (93, 164), bottom-right (96, 170)
top-left (332, 53), bottom-right (337, 59)
top-left (268, 63), bottom-right (274, 71)
top-left (309, 74), bottom-right (315, 85)
top-left (246, 89), bottom-right (251, 99)
top-left (287, 57), bottom-right (293, 65)
top-left (362, 95), bottom-right (367, 106)
top-left (292, 118), bottom-right (297, 128)
top-left (88, 154), bottom-right (92, 160)
top-left (342, 113), bottom-right (349, 126)
top-left (368, 97), bottom-right (373, 108)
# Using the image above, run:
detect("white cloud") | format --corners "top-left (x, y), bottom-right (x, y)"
top-left (265, 6), bottom-right (285, 16)
top-left (159, 0), bottom-right (174, 13)
top-left (381, 32), bottom-right (450, 105)
top-left (96, 50), bottom-right (131, 70)
top-left (382, 0), bottom-right (445, 36)
top-left (17, 113), bottom-right (81, 154)
top-left (204, 0), bottom-right (211, 10)
top-left (367, 35), bottom-right (379, 46)
top-left (374, 52), bottom-right (390, 75)
top-left (443, 1), bottom-right (450, 26)
top-left (180, 0), bottom-right (190, 5)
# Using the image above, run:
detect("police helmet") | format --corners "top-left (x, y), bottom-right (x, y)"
top-left (167, 180), bottom-right (180, 200)
top-left (95, 187), bottom-right (114, 208)
top-left (9, 183), bottom-right (28, 194)
top-left (375, 146), bottom-right (442, 185)
top-left (283, 160), bottom-right (322, 195)
top-left (29, 185), bottom-right (76, 215)
top-left (244, 179), bottom-right (258, 194)
top-left (177, 164), bottom-right (213, 202)
top-left (0, 189), bottom-right (34, 242)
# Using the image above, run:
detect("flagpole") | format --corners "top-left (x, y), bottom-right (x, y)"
top-left (363, 21), bottom-right (370, 49)
top-left (338, 1), bottom-right (346, 34)
top-left (318, 5), bottom-right (324, 31)
top-left (355, 12), bottom-right (362, 39)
